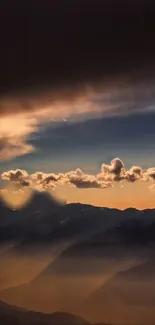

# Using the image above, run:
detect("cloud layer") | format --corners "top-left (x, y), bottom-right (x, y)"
top-left (1, 158), bottom-right (155, 193)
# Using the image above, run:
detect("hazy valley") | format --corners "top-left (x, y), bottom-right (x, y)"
top-left (0, 192), bottom-right (155, 325)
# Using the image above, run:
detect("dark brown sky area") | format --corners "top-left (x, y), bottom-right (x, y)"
top-left (1, 0), bottom-right (155, 97)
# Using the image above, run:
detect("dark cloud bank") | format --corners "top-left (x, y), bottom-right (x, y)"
top-left (1, 0), bottom-right (155, 97)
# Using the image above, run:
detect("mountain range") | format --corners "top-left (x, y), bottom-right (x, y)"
top-left (0, 191), bottom-right (155, 325)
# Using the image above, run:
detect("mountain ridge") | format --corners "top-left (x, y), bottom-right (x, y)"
top-left (0, 301), bottom-right (112, 325)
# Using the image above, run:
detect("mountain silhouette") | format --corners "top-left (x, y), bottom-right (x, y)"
top-left (2, 193), bottom-right (154, 246)
top-left (1, 207), bottom-right (155, 317)
top-left (0, 196), bottom-right (155, 323)
top-left (0, 301), bottom-right (89, 325)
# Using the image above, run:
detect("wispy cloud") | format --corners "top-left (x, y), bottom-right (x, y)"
top-left (0, 79), bottom-right (155, 161)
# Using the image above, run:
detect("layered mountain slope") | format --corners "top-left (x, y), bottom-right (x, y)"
top-left (82, 258), bottom-right (155, 325)
top-left (1, 210), bottom-right (155, 316)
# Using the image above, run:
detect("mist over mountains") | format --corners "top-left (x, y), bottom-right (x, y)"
top-left (0, 191), bottom-right (155, 325)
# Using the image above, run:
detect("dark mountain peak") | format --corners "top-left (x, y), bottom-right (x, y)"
top-left (48, 311), bottom-right (89, 325)
top-left (123, 207), bottom-right (138, 212)
top-left (23, 190), bottom-right (62, 211)
top-left (65, 202), bottom-right (95, 210)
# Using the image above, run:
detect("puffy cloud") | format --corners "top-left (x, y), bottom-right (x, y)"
top-left (129, 166), bottom-right (143, 175)
top-left (31, 172), bottom-right (62, 191)
top-left (123, 171), bottom-right (139, 183)
top-left (100, 158), bottom-right (125, 181)
top-left (30, 168), bottom-right (112, 191)
top-left (1, 169), bottom-right (31, 189)
top-left (1, 158), bottom-right (155, 192)
top-left (101, 158), bottom-right (124, 175)
top-left (121, 166), bottom-right (143, 183)
top-left (2, 169), bottom-right (28, 182)
top-left (145, 168), bottom-right (155, 180)
top-left (99, 160), bottom-right (144, 183)
top-left (66, 168), bottom-right (111, 189)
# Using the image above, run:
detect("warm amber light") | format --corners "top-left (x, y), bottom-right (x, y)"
top-left (1, 184), bottom-right (33, 209)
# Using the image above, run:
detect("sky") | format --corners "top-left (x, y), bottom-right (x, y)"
top-left (0, 0), bottom-right (155, 209)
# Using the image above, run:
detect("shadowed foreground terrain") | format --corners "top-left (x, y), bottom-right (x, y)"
top-left (0, 301), bottom-right (111, 325)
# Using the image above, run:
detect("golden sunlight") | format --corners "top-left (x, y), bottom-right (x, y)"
top-left (1, 184), bottom-right (33, 209)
